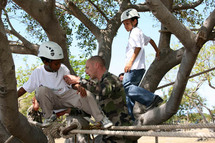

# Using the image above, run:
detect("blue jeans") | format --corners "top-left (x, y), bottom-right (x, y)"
top-left (123, 69), bottom-right (155, 120)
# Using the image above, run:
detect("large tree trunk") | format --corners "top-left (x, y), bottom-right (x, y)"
top-left (0, 2), bottom-right (47, 142)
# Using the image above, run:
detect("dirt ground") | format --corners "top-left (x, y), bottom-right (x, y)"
top-left (55, 129), bottom-right (215, 143)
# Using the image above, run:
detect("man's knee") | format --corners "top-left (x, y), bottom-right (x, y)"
top-left (35, 86), bottom-right (50, 99)
top-left (85, 90), bottom-right (96, 99)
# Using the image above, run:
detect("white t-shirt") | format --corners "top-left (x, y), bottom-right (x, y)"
top-left (23, 64), bottom-right (71, 95)
top-left (126, 27), bottom-right (151, 70)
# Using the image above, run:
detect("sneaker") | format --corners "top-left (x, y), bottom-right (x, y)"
top-left (42, 114), bottom-right (57, 127)
top-left (146, 95), bottom-right (163, 111)
top-left (100, 116), bottom-right (113, 129)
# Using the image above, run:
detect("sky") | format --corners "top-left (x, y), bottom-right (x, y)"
top-left (11, 5), bottom-right (215, 112)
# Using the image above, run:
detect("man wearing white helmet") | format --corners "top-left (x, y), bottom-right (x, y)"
top-left (121, 9), bottom-right (163, 120)
top-left (18, 41), bottom-right (113, 128)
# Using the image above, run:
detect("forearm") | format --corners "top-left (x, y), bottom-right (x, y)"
top-left (17, 87), bottom-right (26, 98)
top-left (130, 47), bottom-right (141, 63)
top-left (150, 39), bottom-right (159, 52)
top-left (150, 39), bottom-right (160, 59)
top-left (79, 78), bottom-right (98, 94)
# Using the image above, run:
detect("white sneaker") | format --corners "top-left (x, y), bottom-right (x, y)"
top-left (100, 116), bottom-right (113, 128)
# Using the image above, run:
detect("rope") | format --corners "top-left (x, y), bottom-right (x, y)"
top-left (109, 123), bottom-right (215, 131)
top-left (59, 117), bottom-right (82, 139)
top-left (4, 135), bottom-right (14, 143)
top-left (66, 129), bottom-right (215, 138)
top-left (43, 122), bottom-right (64, 143)
top-left (38, 119), bottom-right (215, 142)
top-left (55, 123), bottom-right (215, 139)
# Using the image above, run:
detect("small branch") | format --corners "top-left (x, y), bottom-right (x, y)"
top-left (64, 0), bottom-right (101, 38)
top-left (185, 80), bottom-right (209, 123)
top-left (207, 73), bottom-right (215, 89)
top-left (157, 67), bottom-right (215, 89)
top-left (87, 0), bottom-right (109, 22)
top-left (159, 28), bottom-right (215, 33)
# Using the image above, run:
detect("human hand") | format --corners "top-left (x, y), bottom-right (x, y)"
top-left (156, 49), bottom-right (160, 60)
top-left (32, 96), bottom-right (39, 111)
top-left (124, 62), bottom-right (132, 73)
top-left (73, 84), bottom-right (87, 98)
top-left (63, 75), bottom-right (80, 85)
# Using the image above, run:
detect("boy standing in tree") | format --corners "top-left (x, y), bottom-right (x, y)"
top-left (18, 41), bottom-right (113, 128)
top-left (121, 9), bottom-right (163, 120)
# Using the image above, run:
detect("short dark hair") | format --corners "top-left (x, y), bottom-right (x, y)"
top-left (88, 56), bottom-right (106, 67)
top-left (40, 57), bottom-right (52, 63)
top-left (118, 73), bottom-right (124, 77)
top-left (131, 17), bottom-right (139, 27)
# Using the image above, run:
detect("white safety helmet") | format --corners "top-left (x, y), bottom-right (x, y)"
top-left (38, 41), bottom-right (64, 60)
top-left (121, 8), bottom-right (140, 22)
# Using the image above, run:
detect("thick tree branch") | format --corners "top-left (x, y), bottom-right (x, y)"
top-left (12, 0), bottom-right (52, 27)
top-left (64, 0), bottom-right (101, 38)
top-left (4, 10), bottom-right (38, 55)
top-left (173, 0), bottom-right (203, 11)
top-left (196, 9), bottom-right (215, 48)
top-left (146, 0), bottom-right (195, 48)
top-left (133, 3), bottom-right (150, 12)
top-left (8, 41), bottom-right (38, 55)
top-left (129, 0), bottom-right (203, 12)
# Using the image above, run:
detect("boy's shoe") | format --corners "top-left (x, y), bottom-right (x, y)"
top-left (146, 95), bottom-right (163, 111)
top-left (100, 116), bottom-right (113, 129)
top-left (42, 114), bottom-right (57, 127)
top-left (89, 122), bottom-right (102, 129)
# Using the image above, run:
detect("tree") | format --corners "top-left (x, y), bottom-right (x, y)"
top-left (0, 0), bottom-right (215, 142)
top-left (162, 44), bottom-right (215, 124)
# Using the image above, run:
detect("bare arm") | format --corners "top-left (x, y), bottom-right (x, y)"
top-left (17, 87), bottom-right (26, 98)
top-left (63, 75), bottom-right (80, 84)
top-left (124, 47), bottom-right (141, 73)
top-left (63, 75), bottom-right (87, 97)
top-left (149, 39), bottom-right (160, 60)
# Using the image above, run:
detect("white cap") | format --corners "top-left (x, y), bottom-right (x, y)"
top-left (38, 41), bottom-right (64, 60)
top-left (121, 8), bottom-right (140, 22)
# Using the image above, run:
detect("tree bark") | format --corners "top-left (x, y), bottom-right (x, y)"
top-left (0, 3), bottom-right (47, 142)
